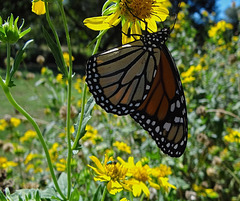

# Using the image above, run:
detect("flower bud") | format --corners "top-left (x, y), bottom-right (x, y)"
top-left (0, 14), bottom-right (31, 44)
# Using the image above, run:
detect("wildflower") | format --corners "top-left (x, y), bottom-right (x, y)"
top-left (84, 0), bottom-right (170, 44)
top-left (74, 78), bottom-right (83, 93)
top-left (193, 184), bottom-right (218, 198)
top-left (49, 142), bottom-right (59, 162)
top-left (81, 125), bottom-right (103, 144)
top-left (36, 55), bottom-right (45, 65)
top-left (20, 130), bottom-right (37, 143)
top-left (151, 164), bottom-right (172, 178)
top-left (32, 0), bottom-right (46, 15)
top-left (113, 141), bottom-right (131, 154)
top-left (158, 177), bottom-right (176, 192)
top-left (56, 73), bottom-right (63, 83)
top-left (88, 154), bottom-right (131, 195)
top-left (0, 14), bottom-right (31, 44)
top-left (224, 128), bottom-right (240, 143)
top-left (56, 158), bottom-right (66, 172)
top-left (63, 52), bottom-right (74, 67)
top-left (118, 156), bottom-right (159, 198)
top-left (59, 105), bottom-right (78, 120)
top-left (202, 10), bottom-right (208, 17)
top-left (0, 119), bottom-right (7, 131)
top-left (24, 153), bottom-right (41, 164)
top-left (10, 117), bottom-right (21, 127)
top-left (0, 157), bottom-right (18, 169)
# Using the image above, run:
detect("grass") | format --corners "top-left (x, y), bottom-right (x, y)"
top-left (0, 71), bottom-right (49, 120)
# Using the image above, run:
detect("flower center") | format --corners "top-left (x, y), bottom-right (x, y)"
top-left (119, 0), bottom-right (155, 22)
top-left (132, 166), bottom-right (149, 182)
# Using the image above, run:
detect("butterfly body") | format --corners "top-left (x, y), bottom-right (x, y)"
top-left (86, 27), bottom-right (188, 157)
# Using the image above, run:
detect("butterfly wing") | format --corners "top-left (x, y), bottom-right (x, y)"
top-left (131, 44), bottom-right (188, 157)
top-left (86, 40), bottom-right (160, 115)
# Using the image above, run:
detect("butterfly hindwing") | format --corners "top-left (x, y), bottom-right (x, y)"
top-left (131, 44), bottom-right (187, 157)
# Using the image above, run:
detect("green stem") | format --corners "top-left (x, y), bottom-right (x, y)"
top-left (0, 77), bottom-right (66, 201)
top-left (71, 83), bottom-right (87, 150)
top-left (58, 1), bottom-right (73, 198)
top-left (225, 166), bottom-right (240, 185)
top-left (5, 43), bottom-right (11, 85)
top-left (129, 191), bottom-right (134, 201)
top-left (72, 31), bottom-right (104, 149)
top-left (100, 186), bottom-right (108, 201)
top-left (140, 193), bottom-right (145, 201)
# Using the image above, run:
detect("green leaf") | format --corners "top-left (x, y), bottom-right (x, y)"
top-left (58, 172), bottom-right (68, 197)
top-left (42, 26), bottom-right (68, 77)
top-left (8, 39), bottom-right (34, 87)
top-left (0, 191), bottom-right (8, 201)
top-left (91, 185), bottom-right (102, 201)
top-left (72, 96), bottom-right (95, 152)
top-left (69, 188), bottom-right (81, 201)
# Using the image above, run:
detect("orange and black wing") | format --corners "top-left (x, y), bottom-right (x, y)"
top-left (131, 44), bottom-right (188, 157)
top-left (86, 40), bottom-right (159, 116)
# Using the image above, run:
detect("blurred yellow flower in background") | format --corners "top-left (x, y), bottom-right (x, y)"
top-left (32, 0), bottom-right (46, 15)
top-left (113, 141), bottom-right (131, 154)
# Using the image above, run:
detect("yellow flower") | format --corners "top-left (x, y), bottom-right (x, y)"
top-left (193, 184), bottom-right (218, 198)
top-left (81, 125), bottom-right (103, 144)
top-left (88, 154), bottom-right (131, 195)
top-left (157, 177), bottom-right (176, 192)
top-left (151, 164), bottom-right (172, 177)
top-left (118, 156), bottom-right (159, 198)
top-left (56, 73), bottom-right (63, 83)
top-left (202, 10), bottom-right (208, 17)
top-left (41, 67), bottom-right (47, 75)
top-left (113, 141), bottom-right (131, 154)
top-left (10, 117), bottom-right (21, 127)
top-left (120, 198), bottom-right (129, 201)
top-left (56, 158), bottom-right (66, 172)
top-left (0, 119), bottom-right (8, 131)
top-left (84, 0), bottom-right (170, 44)
top-left (224, 128), bottom-right (240, 143)
top-left (32, 0), bottom-right (46, 15)
top-left (74, 78), bottom-right (83, 93)
top-left (24, 153), bottom-right (41, 164)
top-left (63, 52), bottom-right (74, 67)
top-left (49, 143), bottom-right (59, 161)
top-left (20, 130), bottom-right (37, 143)
top-left (0, 157), bottom-right (18, 169)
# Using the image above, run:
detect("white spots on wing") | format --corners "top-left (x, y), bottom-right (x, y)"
top-left (163, 122), bottom-right (171, 132)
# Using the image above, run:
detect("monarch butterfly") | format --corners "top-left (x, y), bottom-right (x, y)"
top-left (86, 20), bottom-right (187, 157)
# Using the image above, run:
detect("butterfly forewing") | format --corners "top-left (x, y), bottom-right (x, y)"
top-left (86, 40), bottom-right (160, 115)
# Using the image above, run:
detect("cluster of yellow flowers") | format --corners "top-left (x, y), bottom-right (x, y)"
top-left (181, 64), bottom-right (204, 84)
top-left (81, 125), bottom-right (103, 145)
top-left (224, 128), bottom-right (240, 144)
top-left (88, 154), bottom-right (175, 198)
top-left (0, 117), bottom-right (21, 131)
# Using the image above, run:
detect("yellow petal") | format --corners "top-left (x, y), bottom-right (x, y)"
top-left (132, 182), bottom-right (142, 197)
top-left (89, 156), bottom-right (105, 173)
top-left (140, 182), bottom-right (150, 198)
top-left (84, 16), bottom-right (112, 30)
top-left (146, 18), bottom-right (157, 33)
top-left (104, 10), bottom-right (121, 26)
top-left (32, 0), bottom-right (46, 15)
top-left (107, 180), bottom-right (123, 195)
